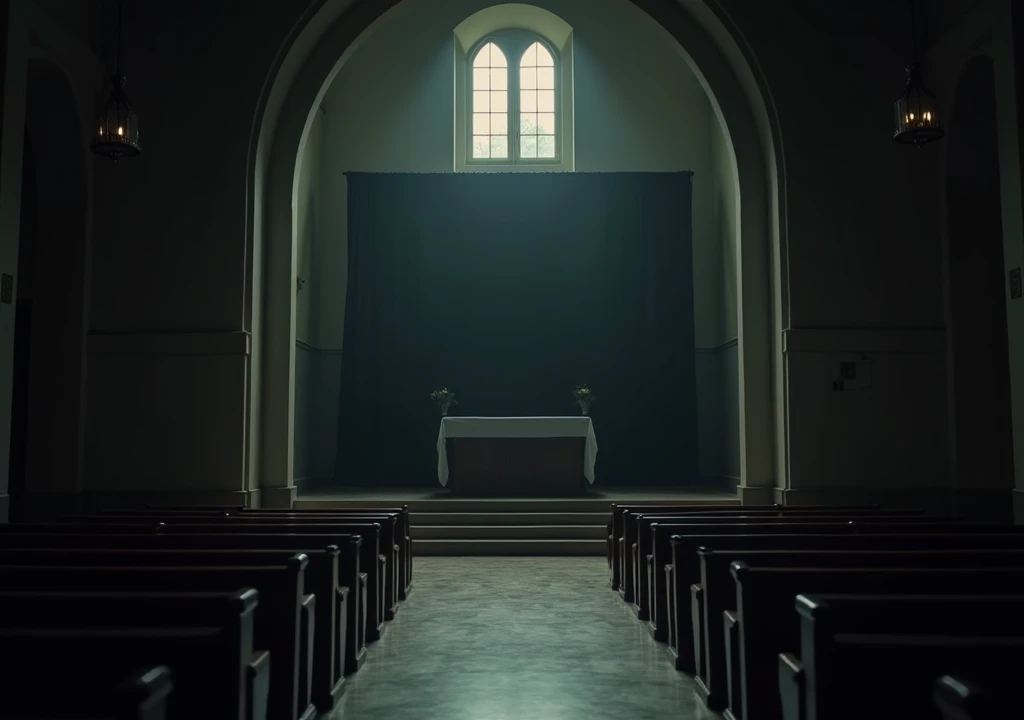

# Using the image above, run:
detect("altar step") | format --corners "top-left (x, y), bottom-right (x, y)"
top-left (294, 494), bottom-right (737, 555)
top-left (412, 524), bottom-right (604, 540)
top-left (413, 539), bottom-right (604, 556)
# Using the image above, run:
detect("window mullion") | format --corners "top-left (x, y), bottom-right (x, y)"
top-left (510, 63), bottom-right (520, 163)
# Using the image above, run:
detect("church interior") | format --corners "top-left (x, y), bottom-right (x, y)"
top-left (0, 0), bottom-right (1023, 717)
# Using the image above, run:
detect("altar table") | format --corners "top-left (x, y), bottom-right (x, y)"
top-left (436, 417), bottom-right (598, 496)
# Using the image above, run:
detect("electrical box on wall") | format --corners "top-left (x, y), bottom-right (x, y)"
top-left (833, 356), bottom-right (872, 391)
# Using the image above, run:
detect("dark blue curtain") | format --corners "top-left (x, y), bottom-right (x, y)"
top-left (334, 172), bottom-right (698, 487)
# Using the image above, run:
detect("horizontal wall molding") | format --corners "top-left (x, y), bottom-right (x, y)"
top-left (695, 337), bottom-right (738, 354)
top-left (783, 327), bottom-right (946, 354)
top-left (88, 331), bottom-right (251, 357)
top-left (295, 340), bottom-right (343, 356)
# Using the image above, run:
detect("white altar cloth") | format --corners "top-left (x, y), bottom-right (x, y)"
top-left (436, 416), bottom-right (598, 487)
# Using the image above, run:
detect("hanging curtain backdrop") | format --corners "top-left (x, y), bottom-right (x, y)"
top-left (334, 171), bottom-right (698, 487)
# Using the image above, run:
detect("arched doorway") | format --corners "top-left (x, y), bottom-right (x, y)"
top-left (248, 0), bottom-right (783, 506)
top-left (8, 60), bottom-right (90, 519)
top-left (945, 55), bottom-right (1014, 521)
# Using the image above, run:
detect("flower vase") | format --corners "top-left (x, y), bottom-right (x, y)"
top-left (440, 402), bottom-right (451, 417)
top-left (579, 402), bottom-right (591, 417)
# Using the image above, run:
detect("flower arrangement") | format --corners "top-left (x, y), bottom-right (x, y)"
top-left (573, 385), bottom-right (595, 414)
top-left (431, 388), bottom-right (457, 415)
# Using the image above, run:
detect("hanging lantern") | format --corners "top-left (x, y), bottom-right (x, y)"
top-left (91, 1), bottom-right (140, 161)
top-left (92, 75), bottom-right (140, 160)
top-left (893, 61), bottom-right (943, 145)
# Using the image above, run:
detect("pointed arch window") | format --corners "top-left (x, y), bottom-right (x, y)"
top-left (471, 42), bottom-right (509, 159)
top-left (519, 41), bottom-right (556, 159)
top-left (463, 32), bottom-right (569, 168)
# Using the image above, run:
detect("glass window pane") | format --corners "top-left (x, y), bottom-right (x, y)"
top-left (537, 67), bottom-right (555, 90)
top-left (538, 90), bottom-right (555, 113)
top-left (473, 90), bottom-right (489, 113)
top-left (520, 112), bottom-right (537, 134)
top-left (538, 135), bottom-right (555, 158)
top-left (490, 135), bottom-right (508, 158)
top-left (490, 112), bottom-right (507, 134)
top-left (520, 135), bottom-right (538, 159)
top-left (473, 68), bottom-right (490, 91)
top-left (490, 43), bottom-right (507, 68)
top-left (521, 67), bottom-right (537, 90)
top-left (490, 68), bottom-right (508, 91)
top-left (522, 43), bottom-right (537, 67)
top-left (473, 136), bottom-right (491, 158)
top-left (537, 113), bottom-right (555, 134)
top-left (490, 90), bottom-right (508, 113)
top-left (473, 114), bottom-right (490, 135)
top-left (520, 90), bottom-right (537, 112)
top-left (473, 43), bottom-right (493, 68)
top-left (536, 43), bottom-right (554, 67)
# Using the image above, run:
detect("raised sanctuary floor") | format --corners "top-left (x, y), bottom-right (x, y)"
top-left (332, 556), bottom-right (716, 720)
top-left (296, 486), bottom-right (737, 555)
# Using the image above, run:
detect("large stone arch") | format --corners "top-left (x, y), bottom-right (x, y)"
top-left (246, 0), bottom-right (785, 506)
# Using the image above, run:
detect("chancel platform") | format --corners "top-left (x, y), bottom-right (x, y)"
top-left (436, 417), bottom-right (598, 497)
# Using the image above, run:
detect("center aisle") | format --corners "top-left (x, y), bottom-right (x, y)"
top-left (333, 557), bottom-right (715, 720)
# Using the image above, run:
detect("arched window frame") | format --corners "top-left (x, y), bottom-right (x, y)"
top-left (455, 28), bottom-right (574, 172)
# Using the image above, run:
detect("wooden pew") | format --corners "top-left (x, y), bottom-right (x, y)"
top-left (0, 546), bottom-right (348, 713)
top-left (64, 513), bottom-right (402, 626)
top-left (934, 675), bottom-right (1011, 720)
top-left (621, 510), bottom-right (933, 607)
top-left (777, 595), bottom-right (1024, 720)
top-left (138, 505), bottom-right (413, 600)
top-left (1, 520), bottom-right (388, 644)
top-left (791, 596), bottom-right (1024, 720)
top-left (614, 506), bottom-right (868, 598)
top-left (664, 528), bottom-right (1024, 671)
top-left (0, 591), bottom-right (261, 720)
top-left (732, 564), bottom-right (1024, 720)
top-left (0, 532), bottom-right (367, 679)
top-left (609, 505), bottom-right (886, 592)
top-left (0, 560), bottom-right (310, 720)
top-left (0, 591), bottom-right (255, 720)
top-left (699, 549), bottom-right (1024, 713)
top-left (632, 512), bottom-right (942, 625)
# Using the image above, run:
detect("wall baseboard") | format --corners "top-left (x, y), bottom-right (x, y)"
top-left (737, 485), bottom-right (774, 505)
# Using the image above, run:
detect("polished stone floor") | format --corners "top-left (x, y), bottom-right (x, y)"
top-left (332, 557), bottom-right (716, 720)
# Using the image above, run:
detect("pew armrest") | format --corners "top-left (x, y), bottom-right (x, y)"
top-left (300, 594), bottom-right (316, 712)
top-left (690, 584), bottom-right (705, 677)
top-left (247, 650), bottom-right (271, 720)
top-left (934, 675), bottom-right (1001, 720)
top-left (723, 610), bottom-right (741, 720)
top-left (778, 652), bottom-right (805, 720)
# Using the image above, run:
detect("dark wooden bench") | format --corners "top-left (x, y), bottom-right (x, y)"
top-left (70, 513), bottom-right (402, 626)
top-left (934, 675), bottom-right (1013, 720)
top-left (631, 513), bottom-right (941, 625)
top-left (612, 505), bottom-right (883, 598)
top-left (0, 589), bottom-right (264, 720)
top-left (797, 629), bottom-right (1024, 720)
top-left (0, 546), bottom-right (349, 713)
top-left (0, 596), bottom-right (256, 720)
top-left (135, 505), bottom-right (413, 601)
top-left (623, 511), bottom-right (940, 607)
top-left (732, 564), bottom-right (1024, 720)
top-left (664, 527), bottom-right (1024, 672)
top-left (778, 595), bottom-right (1024, 720)
top-left (0, 560), bottom-right (309, 720)
top-left (699, 550), bottom-right (1024, 714)
top-left (0, 532), bottom-right (367, 679)
top-left (1, 520), bottom-right (388, 644)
